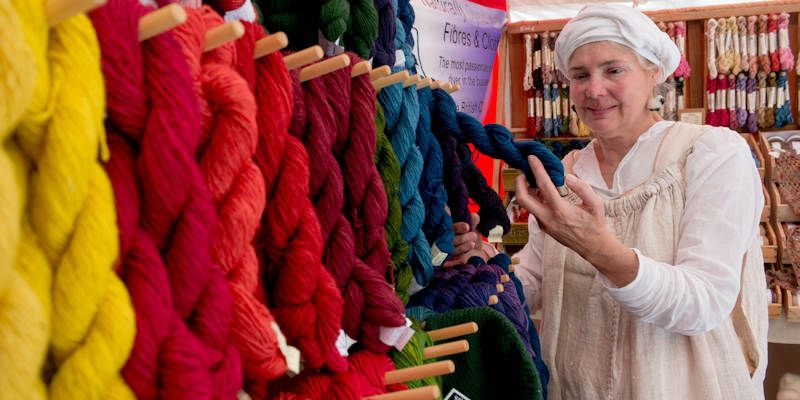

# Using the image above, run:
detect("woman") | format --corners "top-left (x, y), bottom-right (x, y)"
top-left (456, 4), bottom-right (768, 399)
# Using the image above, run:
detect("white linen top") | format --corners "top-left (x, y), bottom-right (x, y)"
top-left (514, 121), bottom-right (764, 336)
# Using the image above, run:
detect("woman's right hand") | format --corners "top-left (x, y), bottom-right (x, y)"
top-left (443, 213), bottom-right (486, 267)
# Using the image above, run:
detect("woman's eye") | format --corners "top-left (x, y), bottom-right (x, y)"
top-left (608, 68), bottom-right (624, 75)
top-left (571, 73), bottom-right (588, 80)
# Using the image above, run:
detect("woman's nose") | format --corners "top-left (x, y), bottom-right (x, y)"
top-left (584, 75), bottom-right (607, 98)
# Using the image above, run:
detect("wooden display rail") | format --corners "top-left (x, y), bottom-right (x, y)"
top-left (742, 134), bottom-right (767, 181)
top-left (769, 180), bottom-right (800, 222)
top-left (763, 184), bottom-right (772, 223)
top-left (503, 222), bottom-right (529, 246)
top-left (783, 288), bottom-right (800, 321)
top-left (770, 281), bottom-right (784, 319)
top-left (764, 221), bottom-right (779, 264)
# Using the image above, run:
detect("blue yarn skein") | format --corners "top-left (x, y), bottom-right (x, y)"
top-left (776, 71), bottom-right (794, 128)
top-left (379, 68), bottom-right (434, 289)
top-left (431, 89), bottom-right (565, 189)
top-left (551, 85), bottom-right (562, 136)
top-left (430, 93), bottom-right (471, 225)
top-left (543, 84), bottom-right (553, 137)
top-left (372, 0), bottom-right (396, 67)
top-left (457, 143), bottom-right (511, 237)
top-left (416, 87), bottom-right (456, 262)
top-left (396, 0), bottom-right (416, 70)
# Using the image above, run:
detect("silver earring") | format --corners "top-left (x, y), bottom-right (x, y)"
top-left (647, 94), bottom-right (664, 111)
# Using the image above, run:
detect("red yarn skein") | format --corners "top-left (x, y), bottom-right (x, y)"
top-left (291, 66), bottom-right (406, 352)
top-left (186, 7), bottom-right (288, 392)
top-left (89, 1), bottom-right (224, 397)
top-left (252, 42), bottom-right (346, 371)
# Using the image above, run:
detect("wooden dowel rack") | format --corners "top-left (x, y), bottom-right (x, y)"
top-left (427, 322), bottom-right (479, 341)
top-left (363, 385), bottom-right (440, 400)
top-left (138, 4), bottom-right (186, 41)
top-left (423, 339), bottom-right (470, 359)
top-left (384, 360), bottom-right (455, 385)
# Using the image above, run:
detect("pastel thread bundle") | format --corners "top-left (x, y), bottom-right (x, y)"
top-left (379, 70), bottom-right (434, 289)
top-left (375, 103), bottom-right (414, 301)
top-left (253, 39), bottom-right (345, 373)
top-left (11, 1), bottom-right (136, 397)
top-left (0, 0), bottom-right (48, 398)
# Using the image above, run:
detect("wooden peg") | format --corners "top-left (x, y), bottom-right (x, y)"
top-left (496, 283), bottom-right (504, 293)
top-left (403, 74), bottom-right (421, 88)
top-left (299, 54), bottom-right (350, 82)
top-left (500, 274), bottom-right (510, 283)
top-left (427, 322), bottom-right (478, 341)
top-left (488, 295), bottom-right (499, 305)
top-left (46, 0), bottom-right (106, 26)
top-left (384, 360), bottom-right (455, 385)
top-left (363, 386), bottom-right (440, 400)
top-left (416, 77), bottom-right (432, 90)
top-left (422, 339), bottom-right (469, 359)
top-left (284, 45), bottom-right (324, 70)
top-left (138, 4), bottom-right (186, 41)
top-left (370, 65), bottom-right (392, 80)
top-left (204, 21), bottom-right (244, 52)
top-left (254, 32), bottom-right (289, 59)
top-left (351, 60), bottom-right (371, 77)
top-left (372, 70), bottom-right (409, 91)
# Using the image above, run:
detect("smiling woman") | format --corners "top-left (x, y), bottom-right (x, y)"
top-left (500, 3), bottom-right (770, 400)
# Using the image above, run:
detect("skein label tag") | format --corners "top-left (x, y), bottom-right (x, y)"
top-left (768, 87), bottom-right (777, 107)
top-left (431, 244), bottom-right (448, 267)
top-left (487, 225), bottom-right (504, 243)
top-left (335, 330), bottom-right (358, 357)
top-left (727, 88), bottom-right (736, 110)
top-left (777, 85), bottom-right (785, 105)
top-left (759, 88), bottom-right (767, 107)
top-left (445, 388), bottom-right (472, 400)
top-left (769, 33), bottom-right (777, 51)
top-left (748, 92), bottom-right (756, 111)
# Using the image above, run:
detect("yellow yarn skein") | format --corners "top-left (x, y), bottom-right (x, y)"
top-left (11, 1), bottom-right (135, 398)
top-left (0, 1), bottom-right (49, 399)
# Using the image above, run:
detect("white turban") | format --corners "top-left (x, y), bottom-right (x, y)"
top-left (554, 4), bottom-right (680, 83)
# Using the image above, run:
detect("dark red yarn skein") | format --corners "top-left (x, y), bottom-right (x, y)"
top-left (251, 31), bottom-right (346, 371)
top-left (289, 63), bottom-right (405, 353)
top-left (90, 1), bottom-right (227, 398)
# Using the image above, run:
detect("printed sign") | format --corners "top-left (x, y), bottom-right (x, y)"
top-left (410, 0), bottom-right (506, 119)
top-left (444, 388), bottom-right (472, 400)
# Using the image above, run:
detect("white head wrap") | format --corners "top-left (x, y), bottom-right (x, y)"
top-left (554, 4), bottom-right (680, 83)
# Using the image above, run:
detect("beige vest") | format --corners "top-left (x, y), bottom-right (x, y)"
top-left (539, 122), bottom-right (768, 399)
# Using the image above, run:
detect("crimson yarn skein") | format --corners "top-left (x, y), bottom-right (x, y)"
top-left (191, 8), bottom-right (290, 392)
top-left (289, 64), bottom-right (405, 352)
top-left (252, 39), bottom-right (346, 372)
top-left (92, 1), bottom-right (232, 398)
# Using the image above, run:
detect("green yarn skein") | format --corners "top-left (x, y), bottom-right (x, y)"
top-left (320, 0), bottom-right (350, 42)
top-left (375, 103), bottom-right (413, 302)
top-left (343, 0), bottom-right (378, 59)
top-left (257, 0), bottom-right (321, 50)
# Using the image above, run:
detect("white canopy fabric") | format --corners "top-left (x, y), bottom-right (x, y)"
top-left (508, 0), bottom-right (757, 22)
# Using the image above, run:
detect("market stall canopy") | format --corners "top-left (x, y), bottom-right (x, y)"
top-left (508, 0), bottom-right (758, 22)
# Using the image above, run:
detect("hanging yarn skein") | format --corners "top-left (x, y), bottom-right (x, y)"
top-left (707, 76), bottom-right (719, 126)
top-left (429, 95), bottom-right (472, 226)
top-left (372, 0), bottom-right (396, 67)
top-left (728, 17), bottom-right (741, 75)
top-left (768, 14), bottom-right (780, 72)
top-left (758, 15), bottom-right (772, 73)
top-left (12, 2), bottom-right (136, 398)
top-left (737, 17), bottom-right (749, 76)
top-left (291, 60), bottom-right (406, 352)
top-left (746, 74), bottom-right (758, 132)
top-left (319, 0), bottom-right (350, 44)
top-left (736, 73), bottom-right (749, 128)
top-left (396, 0), bottom-right (416, 69)
top-left (253, 36), bottom-right (345, 374)
top-left (375, 103), bottom-right (414, 301)
top-left (457, 143), bottom-right (511, 237)
top-left (173, 8), bottom-right (253, 398)
top-left (196, 8), bottom-right (292, 391)
top-left (256, 0), bottom-right (320, 50)
top-left (766, 71), bottom-right (778, 127)
top-left (717, 74), bottom-right (730, 127)
top-left (706, 19), bottom-right (719, 79)
top-left (728, 74), bottom-right (739, 130)
top-left (343, 0), bottom-right (378, 59)
top-left (431, 89), bottom-right (565, 191)
top-left (778, 12), bottom-right (795, 71)
top-left (91, 1), bottom-right (236, 398)
top-left (716, 17), bottom-right (732, 75)
top-left (748, 16), bottom-right (759, 77)
top-left (1, 1), bottom-right (48, 398)
top-left (757, 71), bottom-right (769, 128)
top-left (417, 87), bottom-right (456, 265)
top-left (378, 69), bottom-right (434, 290)
top-left (775, 71), bottom-right (793, 128)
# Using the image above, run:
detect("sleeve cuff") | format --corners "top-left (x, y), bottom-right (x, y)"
top-left (597, 248), bottom-right (656, 305)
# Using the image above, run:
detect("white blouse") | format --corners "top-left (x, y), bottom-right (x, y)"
top-left (514, 121), bottom-right (764, 336)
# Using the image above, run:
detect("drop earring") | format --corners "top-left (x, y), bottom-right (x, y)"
top-left (647, 94), bottom-right (665, 111)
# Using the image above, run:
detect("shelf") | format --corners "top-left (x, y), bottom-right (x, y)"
top-left (502, 222), bottom-right (529, 246)
top-left (769, 181), bottom-right (800, 222)
top-left (502, 168), bottom-right (520, 192)
top-left (770, 317), bottom-right (800, 345)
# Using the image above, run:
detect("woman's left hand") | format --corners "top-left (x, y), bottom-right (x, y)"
top-left (515, 156), bottom-right (638, 286)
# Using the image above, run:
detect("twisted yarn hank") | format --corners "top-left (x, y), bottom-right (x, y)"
top-left (746, 75), bottom-right (758, 132)
top-left (0, 0), bottom-right (48, 398)
top-left (389, 322), bottom-right (442, 391)
top-left (457, 144), bottom-right (510, 237)
top-left (757, 71), bottom-right (768, 128)
top-left (320, 0), bottom-right (349, 42)
top-left (736, 73), bottom-right (748, 128)
top-left (778, 12), bottom-right (795, 71)
top-left (172, 8), bottom-right (250, 398)
top-left (769, 14), bottom-right (780, 72)
top-left (729, 74), bottom-right (739, 130)
top-left (253, 42), bottom-right (345, 373)
top-left (371, 0), bottom-right (396, 67)
top-left (706, 19), bottom-right (718, 78)
top-left (343, 0), bottom-right (378, 59)
top-left (758, 15), bottom-right (771, 73)
top-left (775, 70), bottom-right (793, 128)
top-left (91, 1), bottom-right (229, 397)
top-left (430, 104), bottom-right (471, 225)
top-left (717, 74), bottom-right (730, 127)
top-left (375, 103), bottom-right (414, 302)
top-left (197, 8), bottom-right (289, 390)
top-left (12, 4), bottom-right (136, 398)
top-left (416, 87), bottom-right (455, 263)
top-left (291, 66), bottom-right (406, 352)
top-left (256, 0), bottom-right (320, 50)
top-left (378, 70), bottom-right (434, 289)
top-left (748, 16), bottom-right (759, 77)
top-left (766, 71), bottom-right (777, 127)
